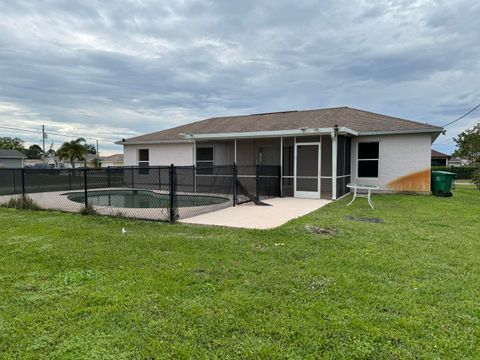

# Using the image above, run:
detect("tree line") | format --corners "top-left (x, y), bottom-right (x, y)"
top-left (453, 123), bottom-right (480, 164)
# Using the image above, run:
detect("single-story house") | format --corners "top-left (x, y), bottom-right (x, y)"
top-left (117, 107), bottom-right (443, 200)
top-left (431, 149), bottom-right (451, 166)
top-left (24, 159), bottom-right (45, 168)
top-left (0, 149), bottom-right (25, 168)
top-left (99, 154), bottom-right (124, 168)
top-left (44, 154), bottom-right (99, 168)
top-left (449, 157), bottom-right (470, 167)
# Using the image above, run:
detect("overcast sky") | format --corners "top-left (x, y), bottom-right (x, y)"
top-left (0, 0), bottom-right (479, 155)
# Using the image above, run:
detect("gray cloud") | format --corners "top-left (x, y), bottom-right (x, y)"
top-left (0, 0), bottom-right (479, 154)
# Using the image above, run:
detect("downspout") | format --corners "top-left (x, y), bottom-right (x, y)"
top-left (331, 125), bottom-right (338, 200)
top-left (193, 139), bottom-right (196, 165)
top-left (234, 139), bottom-right (237, 163)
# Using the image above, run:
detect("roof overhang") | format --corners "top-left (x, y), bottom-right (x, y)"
top-left (358, 128), bottom-right (443, 136)
top-left (358, 128), bottom-right (443, 142)
top-left (115, 139), bottom-right (194, 145)
top-left (180, 127), bottom-right (358, 140)
top-left (117, 126), bottom-right (443, 145)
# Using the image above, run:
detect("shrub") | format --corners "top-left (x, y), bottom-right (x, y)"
top-left (0, 195), bottom-right (41, 211)
top-left (432, 166), bottom-right (478, 179)
top-left (79, 203), bottom-right (97, 216)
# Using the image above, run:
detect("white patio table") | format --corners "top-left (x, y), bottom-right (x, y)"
top-left (346, 183), bottom-right (380, 209)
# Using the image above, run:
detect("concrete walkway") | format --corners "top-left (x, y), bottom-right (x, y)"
top-left (180, 197), bottom-right (331, 229)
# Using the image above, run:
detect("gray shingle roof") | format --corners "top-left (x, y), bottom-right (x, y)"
top-left (122, 107), bottom-right (442, 143)
top-left (0, 149), bottom-right (26, 158)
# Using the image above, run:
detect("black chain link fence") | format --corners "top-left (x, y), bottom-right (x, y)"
top-left (0, 165), bottom-right (281, 223)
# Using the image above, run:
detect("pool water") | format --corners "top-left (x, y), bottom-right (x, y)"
top-left (66, 190), bottom-right (229, 208)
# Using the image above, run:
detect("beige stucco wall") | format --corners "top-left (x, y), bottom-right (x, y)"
top-left (123, 143), bottom-right (194, 166)
top-left (350, 133), bottom-right (432, 193)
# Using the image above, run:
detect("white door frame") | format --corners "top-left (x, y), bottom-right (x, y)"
top-left (294, 140), bottom-right (321, 199)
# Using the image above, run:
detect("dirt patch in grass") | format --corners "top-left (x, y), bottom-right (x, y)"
top-left (304, 225), bottom-right (337, 236)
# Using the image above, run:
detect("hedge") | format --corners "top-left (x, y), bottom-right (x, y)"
top-left (432, 166), bottom-right (479, 179)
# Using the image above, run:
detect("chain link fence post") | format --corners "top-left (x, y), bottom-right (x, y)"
top-left (233, 162), bottom-right (238, 206)
top-left (169, 164), bottom-right (177, 223)
top-left (278, 165), bottom-right (282, 197)
top-left (158, 167), bottom-right (162, 191)
top-left (193, 165), bottom-right (196, 193)
top-left (84, 168), bottom-right (88, 208)
top-left (107, 166), bottom-right (111, 188)
top-left (21, 168), bottom-right (26, 209)
top-left (255, 164), bottom-right (260, 203)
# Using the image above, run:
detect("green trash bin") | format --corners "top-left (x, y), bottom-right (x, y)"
top-left (431, 171), bottom-right (456, 197)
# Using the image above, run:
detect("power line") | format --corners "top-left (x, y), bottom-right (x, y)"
top-left (0, 125), bottom-right (117, 143)
top-left (0, 125), bottom-right (40, 136)
top-left (442, 102), bottom-right (480, 127)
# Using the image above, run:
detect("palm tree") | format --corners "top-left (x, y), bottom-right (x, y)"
top-left (57, 138), bottom-right (87, 168)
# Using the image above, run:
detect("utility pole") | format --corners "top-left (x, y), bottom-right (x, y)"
top-left (42, 125), bottom-right (46, 164)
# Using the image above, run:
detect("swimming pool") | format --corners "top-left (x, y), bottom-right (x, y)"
top-left (66, 189), bottom-right (229, 208)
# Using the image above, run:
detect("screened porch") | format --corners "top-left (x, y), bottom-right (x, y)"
top-left (193, 133), bottom-right (352, 200)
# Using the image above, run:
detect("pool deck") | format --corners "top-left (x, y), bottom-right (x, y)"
top-left (180, 197), bottom-right (331, 229)
top-left (0, 189), bottom-right (229, 221)
top-left (0, 190), bottom-right (331, 227)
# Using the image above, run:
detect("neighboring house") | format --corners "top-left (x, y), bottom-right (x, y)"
top-left (24, 159), bottom-right (44, 168)
top-left (0, 149), bottom-right (25, 168)
top-left (99, 154), bottom-right (124, 167)
top-left (47, 154), bottom-right (98, 168)
top-left (431, 149), bottom-right (451, 166)
top-left (449, 157), bottom-right (470, 167)
top-left (117, 107), bottom-right (443, 200)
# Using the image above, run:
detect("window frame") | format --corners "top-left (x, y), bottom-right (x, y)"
top-left (138, 149), bottom-right (150, 174)
top-left (196, 146), bottom-right (214, 175)
top-left (357, 141), bottom-right (379, 179)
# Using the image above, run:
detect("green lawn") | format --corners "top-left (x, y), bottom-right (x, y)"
top-left (1, 188), bottom-right (479, 359)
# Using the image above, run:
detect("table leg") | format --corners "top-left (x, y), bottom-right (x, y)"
top-left (367, 189), bottom-right (375, 209)
top-left (347, 187), bottom-right (357, 206)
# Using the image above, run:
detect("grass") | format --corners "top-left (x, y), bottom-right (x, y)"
top-left (0, 188), bottom-right (479, 359)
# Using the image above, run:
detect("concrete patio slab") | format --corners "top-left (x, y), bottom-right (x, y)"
top-left (180, 197), bottom-right (331, 229)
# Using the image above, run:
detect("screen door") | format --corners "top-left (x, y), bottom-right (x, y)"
top-left (294, 143), bottom-right (320, 198)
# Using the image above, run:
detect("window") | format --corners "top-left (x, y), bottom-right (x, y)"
top-left (138, 149), bottom-right (149, 174)
top-left (196, 147), bottom-right (214, 175)
top-left (358, 142), bottom-right (379, 178)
